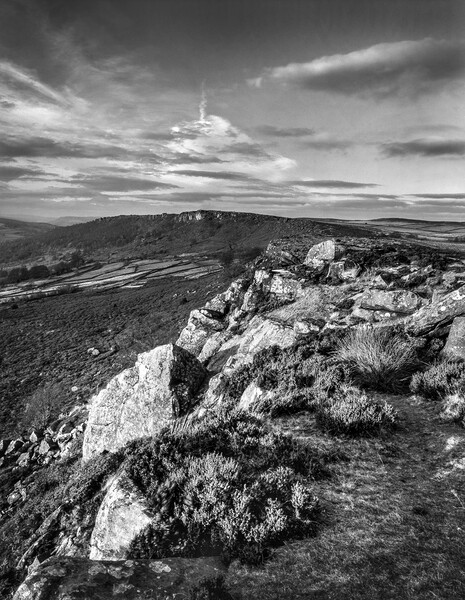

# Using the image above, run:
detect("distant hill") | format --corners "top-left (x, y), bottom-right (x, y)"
top-left (0, 217), bottom-right (56, 244)
top-left (52, 216), bottom-right (97, 227)
top-left (0, 210), bottom-right (379, 266)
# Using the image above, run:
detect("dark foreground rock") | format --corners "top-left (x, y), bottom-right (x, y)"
top-left (13, 556), bottom-right (227, 600)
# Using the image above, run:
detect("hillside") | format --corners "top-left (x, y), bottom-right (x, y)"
top-left (51, 217), bottom-right (96, 227)
top-left (0, 218), bottom-right (56, 244)
top-left (0, 210), bottom-right (381, 267)
top-left (2, 234), bottom-right (465, 599)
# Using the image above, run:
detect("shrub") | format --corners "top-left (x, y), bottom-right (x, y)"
top-left (316, 385), bottom-right (397, 436)
top-left (222, 335), bottom-right (344, 414)
top-left (440, 393), bottom-right (465, 426)
top-left (253, 386), bottom-right (316, 418)
top-left (334, 327), bottom-right (418, 393)
top-left (410, 360), bottom-right (465, 401)
top-left (125, 411), bottom-right (325, 563)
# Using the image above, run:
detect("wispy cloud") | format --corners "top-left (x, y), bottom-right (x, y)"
top-left (381, 138), bottom-right (465, 157)
top-left (288, 180), bottom-right (378, 189)
top-left (0, 61), bottom-right (68, 105)
top-left (0, 164), bottom-right (41, 181)
top-left (255, 39), bottom-right (465, 96)
top-left (411, 193), bottom-right (465, 200)
top-left (170, 170), bottom-right (255, 182)
top-left (255, 125), bottom-right (316, 138)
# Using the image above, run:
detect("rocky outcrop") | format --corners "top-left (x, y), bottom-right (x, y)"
top-left (176, 279), bottom-right (248, 358)
top-left (405, 285), bottom-right (465, 336)
top-left (442, 317), bottom-right (465, 360)
top-left (13, 556), bottom-right (227, 600)
top-left (89, 471), bottom-right (154, 561)
top-left (207, 315), bottom-right (297, 374)
top-left (82, 344), bottom-right (206, 462)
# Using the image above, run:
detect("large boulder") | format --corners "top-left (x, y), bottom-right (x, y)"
top-left (82, 344), bottom-right (206, 462)
top-left (89, 471), bottom-right (154, 561)
top-left (359, 289), bottom-right (422, 315)
top-left (405, 284), bottom-right (465, 336)
top-left (13, 556), bottom-right (227, 600)
top-left (442, 317), bottom-right (465, 360)
top-left (304, 239), bottom-right (344, 267)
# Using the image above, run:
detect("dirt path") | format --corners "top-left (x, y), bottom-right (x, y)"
top-left (228, 395), bottom-right (465, 599)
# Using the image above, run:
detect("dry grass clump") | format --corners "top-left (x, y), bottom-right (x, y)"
top-left (316, 384), bottom-right (397, 436)
top-left (410, 359), bottom-right (465, 401)
top-left (334, 327), bottom-right (418, 393)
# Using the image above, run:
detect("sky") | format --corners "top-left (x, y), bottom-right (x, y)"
top-left (0, 0), bottom-right (464, 222)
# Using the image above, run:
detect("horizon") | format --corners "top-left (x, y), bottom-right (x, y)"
top-left (1, 0), bottom-right (464, 222)
top-left (3, 209), bottom-right (465, 227)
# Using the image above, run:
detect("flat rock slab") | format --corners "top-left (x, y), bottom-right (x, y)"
top-left (359, 289), bottom-right (422, 315)
top-left (82, 344), bottom-right (206, 462)
top-left (13, 556), bottom-right (226, 600)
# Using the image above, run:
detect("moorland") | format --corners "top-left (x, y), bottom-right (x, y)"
top-left (1, 210), bottom-right (465, 600)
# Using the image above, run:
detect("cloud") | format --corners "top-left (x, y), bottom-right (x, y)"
top-left (167, 113), bottom-right (295, 176)
top-left (288, 180), bottom-right (378, 189)
top-left (138, 132), bottom-right (175, 141)
top-left (0, 164), bottom-right (41, 181)
top-left (260, 38), bottom-right (465, 96)
top-left (381, 138), bottom-right (465, 157)
top-left (301, 138), bottom-right (351, 151)
top-left (76, 175), bottom-right (178, 193)
top-left (411, 193), bottom-right (465, 200)
top-left (0, 136), bottom-right (162, 162)
top-left (0, 61), bottom-right (67, 105)
top-left (255, 125), bottom-right (316, 138)
top-left (171, 170), bottom-right (253, 182)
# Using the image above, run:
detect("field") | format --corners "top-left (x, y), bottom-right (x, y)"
top-left (0, 256), bottom-right (221, 305)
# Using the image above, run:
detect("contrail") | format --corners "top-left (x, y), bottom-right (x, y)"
top-left (199, 81), bottom-right (207, 122)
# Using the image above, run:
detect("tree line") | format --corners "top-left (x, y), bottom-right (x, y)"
top-left (0, 252), bottom-right (84, 285)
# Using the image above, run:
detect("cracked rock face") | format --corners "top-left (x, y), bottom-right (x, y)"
top-left (13, 556), bottom-right (226, 600)
top-left (82, 344), bottom-right (206, 462)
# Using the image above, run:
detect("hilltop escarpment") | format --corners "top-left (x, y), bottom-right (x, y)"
top-left (2, 235), bottom-right (465, 599)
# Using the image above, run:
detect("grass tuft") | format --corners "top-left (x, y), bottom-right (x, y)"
top-left (334, 327), bottom-right (418, 393)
